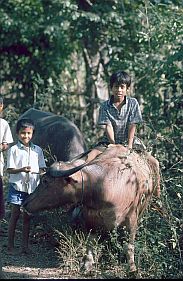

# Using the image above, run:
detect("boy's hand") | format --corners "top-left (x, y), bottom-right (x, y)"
top-left (127, 146), bottom-right (133, 154)
top-left (0, 143), bottom-right (8, 152)
top-left (23, 166), bottom-right (31, 173)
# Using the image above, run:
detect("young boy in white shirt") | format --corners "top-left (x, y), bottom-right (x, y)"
top-left (7, 118), bottom-right (46, 254)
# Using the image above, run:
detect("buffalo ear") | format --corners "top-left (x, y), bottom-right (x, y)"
top-left (65, 177), bottom-right (78, 184)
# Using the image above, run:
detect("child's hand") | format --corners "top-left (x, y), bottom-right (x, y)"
top-left (22, 166), bottom-right (31, 173)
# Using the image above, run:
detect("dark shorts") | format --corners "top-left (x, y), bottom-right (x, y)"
top-left (7, 183), bottom-right (29, 206)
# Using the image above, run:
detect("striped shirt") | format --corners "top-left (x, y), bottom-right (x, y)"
top-left (98, 95), bottom-right (143, 144)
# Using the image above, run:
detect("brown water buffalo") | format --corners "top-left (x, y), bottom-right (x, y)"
top-left (23, 144), bottom-right (160, 273)
top-left (12, 108), bottom-right (87, 162)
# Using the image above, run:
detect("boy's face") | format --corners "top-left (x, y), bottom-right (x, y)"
top-left (112, 83), bottom-right (128, 100)
top-left (18, 127), bottom-right (34, 146)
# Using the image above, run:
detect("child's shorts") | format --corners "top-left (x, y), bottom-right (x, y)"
top-left (7, 183), bottom-right (29, 206)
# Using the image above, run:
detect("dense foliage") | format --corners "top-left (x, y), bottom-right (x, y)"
top-left (0, 0), bottom-right (182, 278)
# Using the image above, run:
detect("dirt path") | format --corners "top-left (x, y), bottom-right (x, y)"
top-left (0, 209), bottom-right (64, 279)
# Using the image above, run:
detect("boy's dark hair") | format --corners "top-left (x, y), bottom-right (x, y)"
top-left (110, 70), bottom-right (131, 89)
top-left (16, 118), bottom-right (35, 134)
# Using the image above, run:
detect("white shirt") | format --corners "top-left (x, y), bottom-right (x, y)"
top-left (0, 118), bottom-right (14, 176)
top-left (7, 141), bottom-right (46, 194)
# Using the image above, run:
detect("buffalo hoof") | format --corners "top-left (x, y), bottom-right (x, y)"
top-left (80, 249), bottom-right (94, 273)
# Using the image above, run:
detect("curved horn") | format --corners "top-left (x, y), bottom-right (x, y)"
top-left (48, 162), bottom-right (86, 177)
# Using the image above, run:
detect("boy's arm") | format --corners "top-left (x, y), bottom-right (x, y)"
top-left (105, 123), bottom-right (115, 144)
top-left (128, 123), bottom-right (136, 149)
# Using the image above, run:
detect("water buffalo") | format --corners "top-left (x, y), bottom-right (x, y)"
top-left (23, 144), bottom-right (160, 273)
top-left (12, 108), bottom-right (87, 162)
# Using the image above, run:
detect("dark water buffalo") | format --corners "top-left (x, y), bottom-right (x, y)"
top-left (23, 144), bottom-right (160, 273)
top-left (12, 108), bottom-right (87, 162)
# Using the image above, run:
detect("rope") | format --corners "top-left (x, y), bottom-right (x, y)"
top-left (71, 169), bottom-right (84, 221)
top-left (80, 169), bottom-right (84, 205)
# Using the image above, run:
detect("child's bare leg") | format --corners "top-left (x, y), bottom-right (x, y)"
top-left (21, 211), bottom-right (31, 254)
top-left (7, 205), bottom-right (21, 253)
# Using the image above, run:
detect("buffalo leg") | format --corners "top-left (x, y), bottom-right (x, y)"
top-left (126, 213), bottom-right (138, 273)
top-left (81, 248), bottom-right (94, 272)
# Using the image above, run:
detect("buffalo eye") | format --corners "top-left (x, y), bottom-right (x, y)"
top-left (65, 177), bottom-right (78, 184)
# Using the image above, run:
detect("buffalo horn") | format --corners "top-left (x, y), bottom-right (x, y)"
top-left (48, 162), bottom-right (86, 177)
